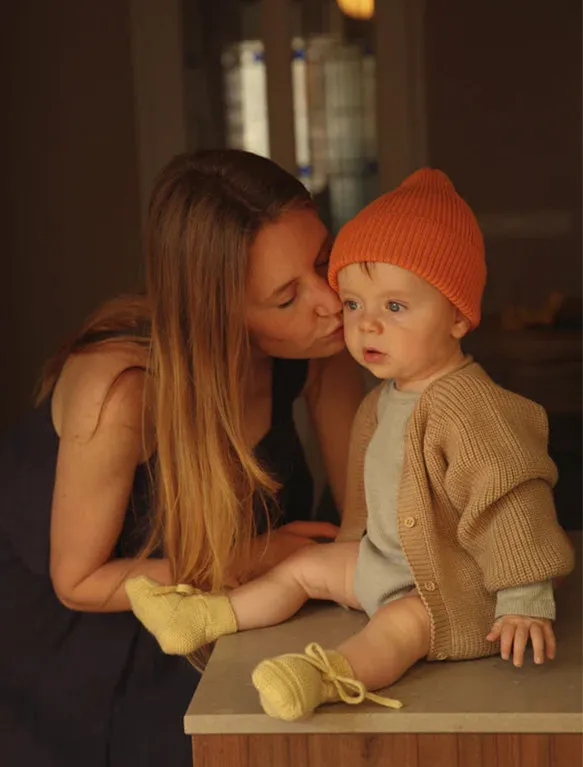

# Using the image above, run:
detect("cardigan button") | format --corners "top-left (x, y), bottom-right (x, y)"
top-left (403, 516), bottom-right (416, 528)
top-left (436, 652), bottom-right (448, 661)
top-left (423, 581), bottom-right (437, 592)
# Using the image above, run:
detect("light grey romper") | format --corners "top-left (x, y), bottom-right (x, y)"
top-left (353, 380), bottom-right (418, 617)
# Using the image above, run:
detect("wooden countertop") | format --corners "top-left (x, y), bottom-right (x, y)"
top-left (185, 533), bottom-right (582, 735)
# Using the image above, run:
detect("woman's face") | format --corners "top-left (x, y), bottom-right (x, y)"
top-left (245, 207), bottom-right (345, 359)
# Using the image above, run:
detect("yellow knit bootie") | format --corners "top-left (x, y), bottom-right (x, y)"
top-left (251, 642), bottom-right (403, 721)
top-left (125, 576), bottom-right (237, 655)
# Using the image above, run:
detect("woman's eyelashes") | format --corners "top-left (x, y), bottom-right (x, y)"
top-left (277, 294), bottom-right (296, 309)
top-left (277, 256), bottom-right (330, 309)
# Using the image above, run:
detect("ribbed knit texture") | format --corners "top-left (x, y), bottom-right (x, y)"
top-left (125, 576), bottom-right (237, 655)
top-left (328, 168), bottom-right (486, 328)
top-left (252, 647), bottom-right (354, 721)
top-left (337, 360), bottom-right (575, 661)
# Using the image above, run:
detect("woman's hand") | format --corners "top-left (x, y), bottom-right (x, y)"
top-left (230, 520), bottom-right (338, 585)
top-left (487, 615), bottom-right (556, 667)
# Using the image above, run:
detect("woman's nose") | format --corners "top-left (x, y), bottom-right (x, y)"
top-left (314, 281), bottom-right (342, 317)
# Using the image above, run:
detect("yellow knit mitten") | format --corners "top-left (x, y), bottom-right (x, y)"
top-left (251, 642), bottom-right (403, 721)
top-left (125, 575), bottom-right (237, 655)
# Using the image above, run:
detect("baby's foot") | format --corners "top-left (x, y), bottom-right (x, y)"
top-left (125, 576), bottom-right (237, 655)
top-left (252, 643), bottom-right (402, 721)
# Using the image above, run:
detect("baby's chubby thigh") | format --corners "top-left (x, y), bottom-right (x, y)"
top-left (281, 540), bottom-right (362, 610)
top-left (337, 592), bottom-right (431, 690)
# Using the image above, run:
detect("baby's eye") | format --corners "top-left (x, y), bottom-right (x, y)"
top-left (387, 301), bottom-right (404, 313)
top-left (343, 299), bottom-right (360, 311)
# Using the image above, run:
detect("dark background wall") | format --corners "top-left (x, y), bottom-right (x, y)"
top-left (425, 0), bottom-right (581, 315)
top-left (1, 2), bottom-right (142, 429)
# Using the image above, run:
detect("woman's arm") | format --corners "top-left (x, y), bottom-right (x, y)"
top-left (304, 349), bottom-right (366, 513)
top-left (50, 365), bottom-right (170, 613)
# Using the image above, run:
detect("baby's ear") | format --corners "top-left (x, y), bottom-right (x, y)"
top-left (451, 309), bottom-right (470, 340)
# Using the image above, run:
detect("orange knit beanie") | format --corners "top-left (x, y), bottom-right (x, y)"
top-left (328, 168), bottom-right (486, 328)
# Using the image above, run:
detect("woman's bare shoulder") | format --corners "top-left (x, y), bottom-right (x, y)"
top-left (304, 349), bottom-right (364, 398)
top-left (51, 341), bottom-right (149, 441)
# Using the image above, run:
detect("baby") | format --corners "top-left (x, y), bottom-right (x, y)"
top-left (126, 169), bottom-right (575, 721)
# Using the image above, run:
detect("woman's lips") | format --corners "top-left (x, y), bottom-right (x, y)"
top-left (325, 324), bottom-right (344, 339)
top-left (363, 348), bottom-right (387, 363)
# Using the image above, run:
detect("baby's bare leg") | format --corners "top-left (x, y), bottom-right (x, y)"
top-left (230, 541), bottom-right (361, 630)
top-left (337, 594), bottom-right (431, 690)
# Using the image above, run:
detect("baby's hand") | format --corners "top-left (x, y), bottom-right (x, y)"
top-left (487, 615), bottom-right (556, 667)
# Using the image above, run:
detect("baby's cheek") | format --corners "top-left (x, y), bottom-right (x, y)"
top-left (342, 323), bottom-right (360, 357)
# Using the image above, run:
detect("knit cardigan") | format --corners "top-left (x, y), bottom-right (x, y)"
top-left (338, 360), bottom-right (575, 661)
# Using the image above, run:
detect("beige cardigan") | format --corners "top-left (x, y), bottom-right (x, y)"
top-left (338, 361), bottom-right (575, 661)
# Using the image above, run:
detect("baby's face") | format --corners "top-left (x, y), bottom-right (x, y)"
top-left (337, 263), bottom-right (468, 390)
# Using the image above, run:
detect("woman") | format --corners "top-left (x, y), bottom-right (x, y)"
top-left (0, 150), bottom-right (364, 766)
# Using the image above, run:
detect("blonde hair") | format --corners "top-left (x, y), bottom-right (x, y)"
top-left (39, 150), bottom-right (313, 591)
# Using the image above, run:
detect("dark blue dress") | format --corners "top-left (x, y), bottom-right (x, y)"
top-left (0, 358), bottom-right (313, 766)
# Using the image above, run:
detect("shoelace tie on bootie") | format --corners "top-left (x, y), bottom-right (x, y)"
top-left (291, 642), bottom-right (403, 710)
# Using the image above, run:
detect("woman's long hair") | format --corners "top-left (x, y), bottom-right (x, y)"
top-left (38, 150), bottom-right (313, 591)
